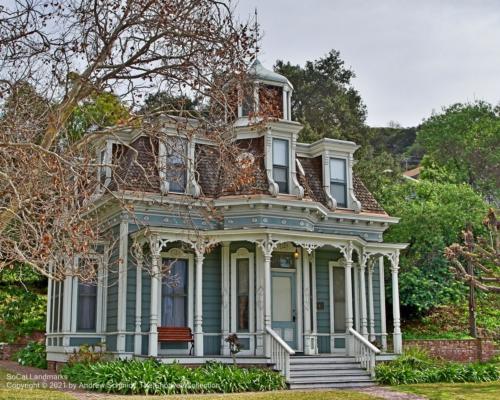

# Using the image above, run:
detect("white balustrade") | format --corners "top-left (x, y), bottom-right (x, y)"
top-left (349, 327), bottom-right (380, 377)
top-left (266, 327), bottom-right (295, 380)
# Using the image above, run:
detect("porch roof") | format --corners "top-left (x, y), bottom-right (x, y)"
top-left (131, 226), bottom-right (408, 256)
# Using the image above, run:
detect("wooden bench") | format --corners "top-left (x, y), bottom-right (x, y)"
top-left (157, 327), bottom-right (194, 355)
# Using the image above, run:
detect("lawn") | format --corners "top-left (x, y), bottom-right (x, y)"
top-left (396, 382), bottom-right (500, 400)
top-left (0, 367), bottom-right (72, 400)
top-left (0, 366), bottom-right (381, 400)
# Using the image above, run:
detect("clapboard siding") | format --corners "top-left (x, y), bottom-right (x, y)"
top-left (315, 249), bottom-right (334, 353)
top-left (202, 246), bottom-right (222, 354)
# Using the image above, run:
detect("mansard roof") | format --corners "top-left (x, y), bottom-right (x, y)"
top-left (107, 134), bottom-right (385, 215)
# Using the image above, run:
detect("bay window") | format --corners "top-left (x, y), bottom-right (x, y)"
top-left (77, 281), bottom-right (97, 331)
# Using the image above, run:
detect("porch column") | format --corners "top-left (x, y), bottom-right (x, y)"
top-left (302, 250), bottom-right (313, 355)
top-left (343, 244), bottom-right (354, 355)
top-left (359, 261), bottom-right (368, 338)
top-left (311, 251), bottom-right (318, 354)
top-left (148, 240), bottom-right (160, 357)
top-left (221, 242), bottom-right (230, 355)
top-left (390, 251), bottom-right (402, 354)
top-left (46, 262), bottom-right (53, 345)
top-left (61, 260), bottom-right (73, 347)
top-left (367, 260), bottom-right (376, 342)
top-left (194, 249), bottom-right (205, 356)
top-left (264, 251), bottom-right (272, 357)
top-left (255, 246), bottom-right (265, 356)
top-left (117, 214), bottom-right (128, 354)
top-left (134, 249), bottom-right (143, 356)
top-left (257, 236), bottom-right (278, 358)
top-left (379, 256), bottom-right (388, 351)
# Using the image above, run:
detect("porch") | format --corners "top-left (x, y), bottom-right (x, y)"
top-left (130, 227), bottom-right (405, 372)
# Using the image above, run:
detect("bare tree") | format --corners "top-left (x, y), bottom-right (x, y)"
top-left (0, 0), bottom-right (257, 281)
top-left (445, 208), bottom-right (500, 336)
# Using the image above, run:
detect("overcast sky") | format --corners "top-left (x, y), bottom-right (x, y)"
top-left (236, 0), bottom-right (500, 127)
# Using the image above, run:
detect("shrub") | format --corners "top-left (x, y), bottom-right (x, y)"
top-left (67, 344), bottom-right (110, 365)
top-left (61, 359), bottom-right (286, 395)
top-left (15, 341), bottom-right (47, 369)
top-left (375, 347), bottom-right (499, 385)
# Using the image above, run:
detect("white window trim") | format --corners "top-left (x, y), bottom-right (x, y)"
top-left (158, 135), bottom-right (201, 197)
top-left (70, 254), bottom-right (105, 334)
top-left (230, 247), bottom-right (255, 355)
top-left (329, 157), bottom-right (348, 208)
top-left (96, 140), bottom-right (118, 190)
top-left (328, 260), bottom-right (347, 354)
top-left (323, 152), bottom-right (361, 212)
top-left (158, 247), bottom-right (194, 355)
top-left (265, 134), bottom-right (304, 199)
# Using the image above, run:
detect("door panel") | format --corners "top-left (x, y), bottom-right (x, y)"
top-left (271, 271), bottom-right (296, 348)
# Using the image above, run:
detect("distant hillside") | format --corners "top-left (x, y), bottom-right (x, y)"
top-left (367, 126), bottom-right (422, 169)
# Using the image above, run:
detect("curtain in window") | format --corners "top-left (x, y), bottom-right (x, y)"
top-left (162, 259), bottom-right (188, 326)
top-left (272, 139), bottom-right (289, 193)
top-left (165, 138), bottom-right (187, 192)
top-left (237, 259), bottom-right (249, 331)
top-left (77, 282), bottom-right (97, 331)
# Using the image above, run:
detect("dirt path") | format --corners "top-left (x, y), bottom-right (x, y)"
top-left (355, 386), bottom-right (427, 400)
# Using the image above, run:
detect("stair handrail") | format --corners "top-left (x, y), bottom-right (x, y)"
top-left (349, 327), bottom-right (380, 377)
top-left (266, 326), bottom-right (295, 380)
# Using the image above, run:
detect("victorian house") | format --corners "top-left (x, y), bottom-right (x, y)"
top-left (46, 60), bottom-right (406, 388)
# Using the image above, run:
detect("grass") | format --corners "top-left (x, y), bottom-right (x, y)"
top-left (395, 382), bottom-right (500, 400)
top-left (0, 367), bottom-right (73, 400)
top-left (0, 366), bottom-right (381, 400)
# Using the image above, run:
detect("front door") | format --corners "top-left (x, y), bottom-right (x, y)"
top-left (271, 269), bottom-right (297, 349)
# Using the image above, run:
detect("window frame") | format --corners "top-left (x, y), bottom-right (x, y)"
top-left (159, 135), bottom-right (189, 194)
top-left (272, 138), bottom-right (289, 194)
top-left (329, 157), bottom-right (347, 208)
top-left (159, 248), bottom-right (194, 332)
top-left (71, 254), bottom-right (105, 334)
top-left (161, 258), bottom-right (189, 327)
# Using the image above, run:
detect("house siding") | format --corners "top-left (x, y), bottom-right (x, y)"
top-left (315, 249), bottom-right (332, 353)
top-left (202, 246), bottom-right (222, 355)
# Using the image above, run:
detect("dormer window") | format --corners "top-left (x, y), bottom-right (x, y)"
top-left (165, 137), bottom-right (187, 193)
top-left (98, 148), bottom-right (108, 186)
top-left (329, 158), bottom-right (347, 207)
top-left (273, 138), bottom-right (289, 193)
top-left (97, 141), bottom-right (120, 189)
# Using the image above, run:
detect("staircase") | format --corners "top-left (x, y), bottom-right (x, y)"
top-left (287, 355), bottom-right (375, 389)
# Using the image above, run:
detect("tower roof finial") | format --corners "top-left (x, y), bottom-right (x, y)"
top-left (254, 8), bottom-right (259, 58)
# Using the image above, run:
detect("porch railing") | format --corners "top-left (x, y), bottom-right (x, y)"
top-left (349, 327), bottom-right (380, 377)
top-left (266, 327), bottom-right (295, 380)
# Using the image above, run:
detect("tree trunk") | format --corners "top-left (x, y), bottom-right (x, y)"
top-left (468, 260), bottom-right (477, 338)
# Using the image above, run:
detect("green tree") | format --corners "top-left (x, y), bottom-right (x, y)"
top-left (417, 101), bottom-right (500, 201)
top-left (141, 92), bottom-right (199, 116)
top-left (378, 180), bottom-right (488, 315)
top-left (66, 92), bottom-right (130, 142)
top-left (274, 50), bottom-right (367, 144)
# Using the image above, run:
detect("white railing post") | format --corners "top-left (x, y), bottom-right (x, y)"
top-left (349, 327), bottom-right (380, 378)
top-left (266, 326), bottom-right (295, 381)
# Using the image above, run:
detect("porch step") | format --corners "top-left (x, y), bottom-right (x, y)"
top-left (287, 355), bottom-right (376, 390)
